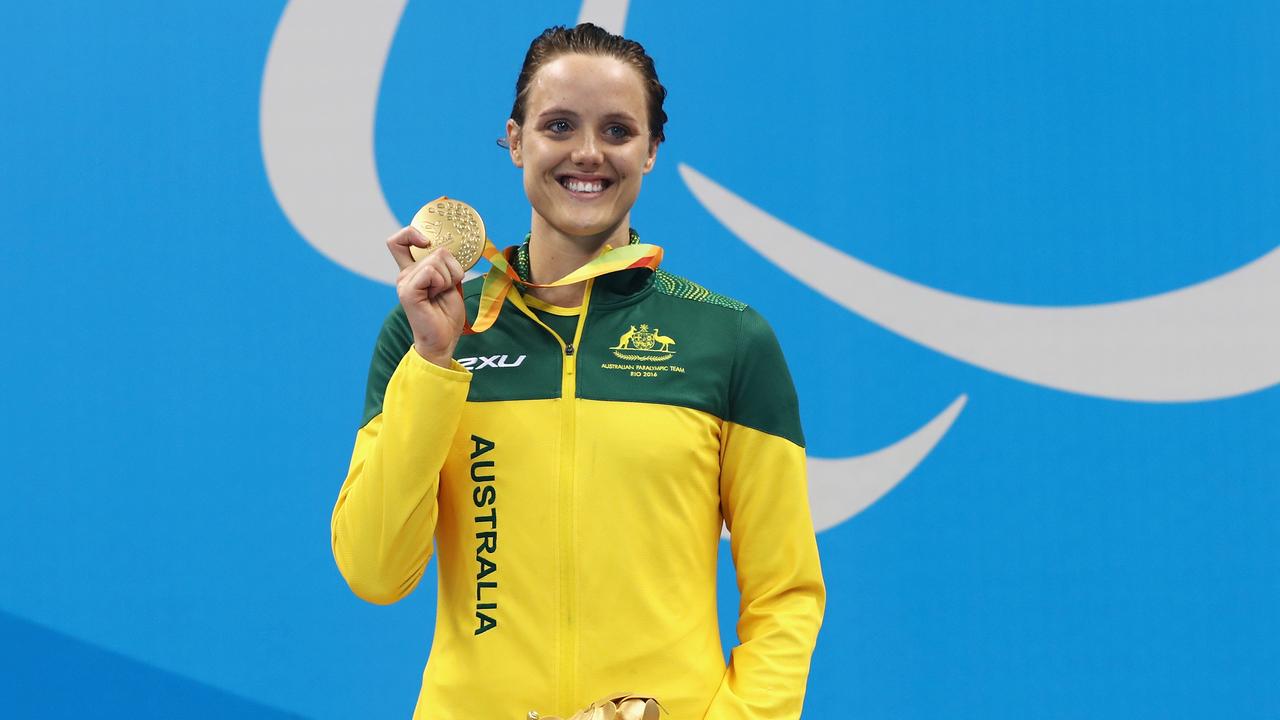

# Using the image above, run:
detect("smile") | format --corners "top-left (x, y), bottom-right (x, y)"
top-left (558, 175), bottom-right (612, 195)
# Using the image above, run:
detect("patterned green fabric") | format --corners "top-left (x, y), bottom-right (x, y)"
top-left (514, 237), bottom-right (532, 282)
top-left (651, 270), bottom-right (747, 311)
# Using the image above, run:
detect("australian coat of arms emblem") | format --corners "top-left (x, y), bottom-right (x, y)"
top-left (611, 324), bottom-right (676, 362)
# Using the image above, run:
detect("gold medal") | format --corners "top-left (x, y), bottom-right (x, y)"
top-left (409, 196), bottom-right (486, 270)
top-left (529, 693), bottom-right (662, 720)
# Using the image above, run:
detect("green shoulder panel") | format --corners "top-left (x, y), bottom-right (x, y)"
top-left (362, 272), bottom-right (803, 446)
top-left (726, 306), bottom-right (806, 447)
top-left (360, 304), bottom-right (414, 428)
top-left (576, 270), bottom-right (804, 447)
top-left (576, 270), bottom-right (742, 417)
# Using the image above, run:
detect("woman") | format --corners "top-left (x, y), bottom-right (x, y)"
top-left (331, 23), bottom-right (824, 720)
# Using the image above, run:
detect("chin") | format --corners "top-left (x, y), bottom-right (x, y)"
top-left (577, 219), bottom-right (627, 239)
top-left (546, 211), bottom-right (622, 239)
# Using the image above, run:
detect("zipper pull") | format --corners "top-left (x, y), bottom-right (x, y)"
top-left (565, 344), bottom-right (575, 356)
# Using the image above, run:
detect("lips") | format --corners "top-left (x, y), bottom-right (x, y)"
top-left (557, 174), bottom-right (613, 195)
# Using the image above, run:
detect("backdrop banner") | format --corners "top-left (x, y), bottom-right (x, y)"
top-left (1, 2), bottom-right (1277, 718)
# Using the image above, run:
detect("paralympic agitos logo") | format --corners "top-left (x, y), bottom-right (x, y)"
top-left (260, 0), bottom-right (1280, 533)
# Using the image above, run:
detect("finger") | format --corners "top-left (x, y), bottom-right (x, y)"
top-left (407, 253), bottom-right (447, 298)
top-left (393, 225), bottom-right (432, 248)
top-left (386, 228), bottom-right (417, 270)
top-left (395, 250), bottom-right (425, 283)
top-left (397, 257), bottom-right (430, 299)
top-left (416, 244), bottom-right (465, 286)
top-left (398, 251), bottom-right (434, 296)
top-left (395, 244), bottom-right (441, 284)
top-left (401, 245), bottom-right (443, 283)
top-left (386, 226), bottom-right (431, 270)
top-left (416, 252), bottom-right (457, 301)
top-left (414, 245), bottom-right (450, 294)
top-left (441, 251), bottom-right (466, 286)
top-left (425, 265), bottom-right (452, 299)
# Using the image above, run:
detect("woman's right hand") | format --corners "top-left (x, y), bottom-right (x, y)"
top-left (387, 226), bottom-right (467, 368)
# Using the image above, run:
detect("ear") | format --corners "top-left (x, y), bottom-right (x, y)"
top-left (506, 119), bottom-right (523, 168)
top-left (642, 137), bottom-right (659, 174)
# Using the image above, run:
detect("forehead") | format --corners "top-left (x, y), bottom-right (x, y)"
top-left (525, 53), bottom-right (648, 120)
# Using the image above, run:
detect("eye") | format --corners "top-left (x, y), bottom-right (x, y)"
top-left (545, 119), bottom-right (572, 134)
top-left (605, 124), bottom-right (632, 140)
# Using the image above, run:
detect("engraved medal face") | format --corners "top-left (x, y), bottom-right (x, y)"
top-left (409, 197), bottom-right (485, 270)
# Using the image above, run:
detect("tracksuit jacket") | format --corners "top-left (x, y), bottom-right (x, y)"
top-left (332, 236), bottom-right (825, 719)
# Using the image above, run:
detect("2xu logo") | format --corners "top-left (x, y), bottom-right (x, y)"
top-left (458, 354), bottom-right (526, 371)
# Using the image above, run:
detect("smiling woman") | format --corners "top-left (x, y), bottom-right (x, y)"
top-left (503, 26), bottom-right (665, 308)
top-left (330, 22), bottom-right (825, 720)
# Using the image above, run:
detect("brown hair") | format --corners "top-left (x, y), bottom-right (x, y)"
top-left (508, 23), bottom-right (668, 143)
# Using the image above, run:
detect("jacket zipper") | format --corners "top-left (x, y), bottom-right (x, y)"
top-left (507, 279), bottom-right (593, 713)
top-left (557, 280), bottom-right (591, 711)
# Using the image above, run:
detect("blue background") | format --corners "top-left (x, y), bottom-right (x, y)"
top-left (2, 1), bottom-right (1277, 717)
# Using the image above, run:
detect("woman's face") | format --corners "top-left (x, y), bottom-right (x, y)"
top-left (507, 53), bottom-right (658, 242)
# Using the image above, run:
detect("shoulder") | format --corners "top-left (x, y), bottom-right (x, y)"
top-left (641, 269), bottom-right (784, 365)
top-left (650, 269), bottom-right (747, 312)
top-left (720, 300), bottom-right (804, 447)
top-left (646, 269), bottom-right (780, 355)
top-left (641, 270), bottom-right (801, 443)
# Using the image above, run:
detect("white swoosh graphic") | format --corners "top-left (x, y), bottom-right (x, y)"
top-left (260, 0), bottom-right (961, 533)
top-left (680, 163), bottom-right (1280, 403)
top-left (578, 0), bottom-right (630, 33)
top-left (261, 0), bottom-right (407, 284)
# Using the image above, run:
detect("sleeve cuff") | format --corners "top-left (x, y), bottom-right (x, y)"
top-left (400, 347), bottom-right (473, 383)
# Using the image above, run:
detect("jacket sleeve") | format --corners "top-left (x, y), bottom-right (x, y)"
top-left (703, 307), bottom-right (825, 719)
top-left (330, 306), bottom-right (472, 605)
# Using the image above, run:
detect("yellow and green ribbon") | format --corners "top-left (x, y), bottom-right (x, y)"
top-left (461, 238), bottom-right (663, 334)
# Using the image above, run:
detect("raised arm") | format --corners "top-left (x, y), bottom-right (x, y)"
top-left (331, 231), bottom-right (470, 604)
top-left (703, 307), bottom-right (825, 719)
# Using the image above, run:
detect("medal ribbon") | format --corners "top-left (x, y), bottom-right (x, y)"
top-left (461, 238), bottom-right (663, 334)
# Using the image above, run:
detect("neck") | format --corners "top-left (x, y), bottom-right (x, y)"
top-left (525, 214), bottom-right (631, 307)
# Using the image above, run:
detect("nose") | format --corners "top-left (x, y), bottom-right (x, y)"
top-left (570, 131), bottom-right (602, 168)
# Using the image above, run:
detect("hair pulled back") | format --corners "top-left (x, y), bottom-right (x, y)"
top-left (509, 23), bottom-right (668, 143)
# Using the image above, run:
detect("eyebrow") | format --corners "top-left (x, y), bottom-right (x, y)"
top-left (535, 107), bottom-right (640, 124)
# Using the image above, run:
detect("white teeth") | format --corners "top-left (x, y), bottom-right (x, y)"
top-left (564, 178), bottom-right (605, 193)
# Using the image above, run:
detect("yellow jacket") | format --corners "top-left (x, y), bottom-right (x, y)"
top-left (333, 240), bottom-right (824, 719)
